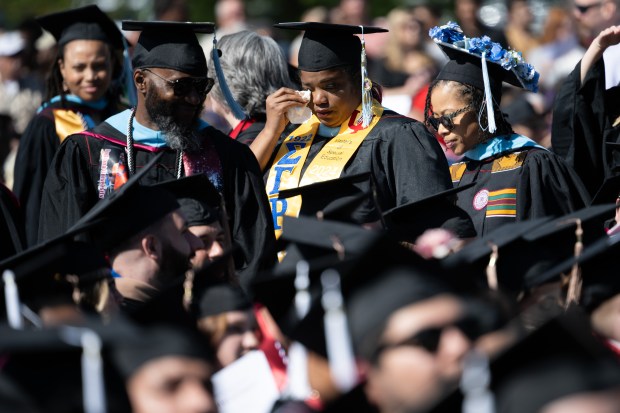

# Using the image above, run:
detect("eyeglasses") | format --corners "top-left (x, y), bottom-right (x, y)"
top-left (371, 315), bottom-right (480, 361)
top-left (143, 68), bottom-right (214, 97)
top-left (574, 1), bottom-right (603, 14)
top-left (427, 105), bottom-right (473, 132)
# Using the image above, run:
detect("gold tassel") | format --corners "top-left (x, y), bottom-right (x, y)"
top-left (486, 243), bottom-right (499, 290)
top-left (565, 219), bottom-right (583, 308)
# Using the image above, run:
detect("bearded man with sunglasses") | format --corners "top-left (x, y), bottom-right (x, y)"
top-left (38, 21), bottom-right (276, 290)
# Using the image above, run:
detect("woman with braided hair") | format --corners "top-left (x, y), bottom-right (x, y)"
top-left (425, 23), bottom-right (590, 236)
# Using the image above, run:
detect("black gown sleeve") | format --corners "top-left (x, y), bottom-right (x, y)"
top-left (0, 182), bottom-right (25, 259)
top-left (219, 138), bottom-right (277, 291)
top-left (517, 150), bottom-right (591, 220)
top-left (372, 118), bottom-right (453, 208)
top-left (37, 136), bottom-right (98, 243)
top-left (551, 58), bottom-right (612, 196)
top-left (12, 114), bottom-right (61, 247)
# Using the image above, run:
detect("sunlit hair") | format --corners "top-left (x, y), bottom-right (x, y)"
top-left (384, 8), bottom-right (425, 73)
top-left (424, 79), bottom-right (513, 142)
top-left (207, 30), bottom-right (296, 118)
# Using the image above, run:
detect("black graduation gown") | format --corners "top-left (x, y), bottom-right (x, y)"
top-left (267, 109), bottom-right (454, 224)
top-left (38, 121), bottom-right (276, 289)
top-left (551, 58), bottom-right (620, 197)
top-left (13, 99), bottom-right (120, 247)
top-left (450, 146), bottom-right (591, 236)
top-left (0, 183), bottom-right (25, 260)
top-left (231, 118), bottom-right (266, 146)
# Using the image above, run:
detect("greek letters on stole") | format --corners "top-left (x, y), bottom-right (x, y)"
top-left (265, 100), bottom-right (383, 239)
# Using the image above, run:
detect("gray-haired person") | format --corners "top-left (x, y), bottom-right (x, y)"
top-left (206, 30), bottom-right (298, 145)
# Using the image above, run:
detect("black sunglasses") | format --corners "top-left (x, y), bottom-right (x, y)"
top-left (574, 1), bottom-right (603, 14)
top-left (371, 315), bottom-right (480, 361)
top-left (427, 105), bottom-right (473, 132)
top-left (143, 68), bottom-right (214, 97)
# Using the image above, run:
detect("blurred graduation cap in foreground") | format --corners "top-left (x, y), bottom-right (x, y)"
top-left (252, 215), bottom-right (383, 342)
top-left (191, 279), bottom-right (252, 320)
top-left (443, 204), bottom-right (615, 299)
top-left (65, 152), bottom-right (180, 251)
top-left (277, 172), bottom-right (382, 225)
top-left (382, 181), bottom-right (477, 242)
top-left (0, 319), bottom-right (140, 413)
top-left (492, 309), bottom-right (620, 413)
top-left (152, 173), bottom-right (223, 227)
top-left (533, 233), bottom-right (620, 312)
top-left (0, 153), bottom-right (176, 327)
top-left (441, 217), bottom-right (553, 294)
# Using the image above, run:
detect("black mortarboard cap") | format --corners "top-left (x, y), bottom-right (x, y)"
top-left (521, 203), bottom-right (615, 289)
top-left (66, 153), bottom-right (180, 251)
top-left (0, 236), bottom-right (109, 313)
top-left (274, 22), bottom-right (387, 72)
top-left (122, 20), bottom-right (214, 77)
top-left (277, 172), bottom-right (381, 224)
top-left (254, 222), bottom-right (453, 358)
top-left (533, 234), bottom-right (620, 311)
top-left (435, 42), bottom-right (518, 101)
top-left (441, 217), bottom-right (553, 294)
top-left (111, 324), bottom-right (214, 380)
top-left (491, 309), bottom-right (620, 413)
top-left (36, 5), bottom-right (125, 50)
top-left (253, 215), bottom-right (380, 327)
top-left (0, 319), bottom-right (137, 413)
top-left (382, 182), bottom-right (477, 242)
top-left (346, 263), bottom-right (451, 360)
top-left (152, 174), bottom-right (222, 226)
top-left (193, 280), bottom-right (252, 319)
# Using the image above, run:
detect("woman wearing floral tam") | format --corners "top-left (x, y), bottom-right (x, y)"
top-left (425, 22), bottom-right (590, 236)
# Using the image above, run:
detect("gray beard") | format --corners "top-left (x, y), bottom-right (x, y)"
top-left (144, 87), bottom-right (203, 152)
top-left (152, 113), bottom-right (201, 152)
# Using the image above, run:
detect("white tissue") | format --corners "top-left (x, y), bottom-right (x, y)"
top-left (287, 90), bottom-right (312, 124)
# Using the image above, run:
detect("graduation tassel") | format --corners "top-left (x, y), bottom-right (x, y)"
top-left (461, 350), bottom-right (495, 413)
top-left (212, 33), bottom-right (247, 120)
top-left (565, 219), bottom-right (584, 308)
top-left (485, 243), bottom-right (499, 290)
top-left (321, 269), bottom-right (357, 392)
top-left (480, 52), bottom-right (496, 134)
top-left (294, 260), bottom-right (311, 319)
top-left (359, 26), bottom-right (373, 128)
top-left (284, 342), bottom-right (312, 400)
top-left (3, 270), bottom-right (23, 330)
top-left (61, 327), bottom-right (107, 413)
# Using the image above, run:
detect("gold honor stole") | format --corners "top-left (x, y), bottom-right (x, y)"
top-left (53, 110), bottom-right (87, 144)
top-left (266, 100), bottom-right (383, 239)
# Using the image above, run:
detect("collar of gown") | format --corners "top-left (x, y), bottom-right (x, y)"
top-left (106, 109), bottom-right (209, 148)
top-left (463, 133), bottom-right (547, 161)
